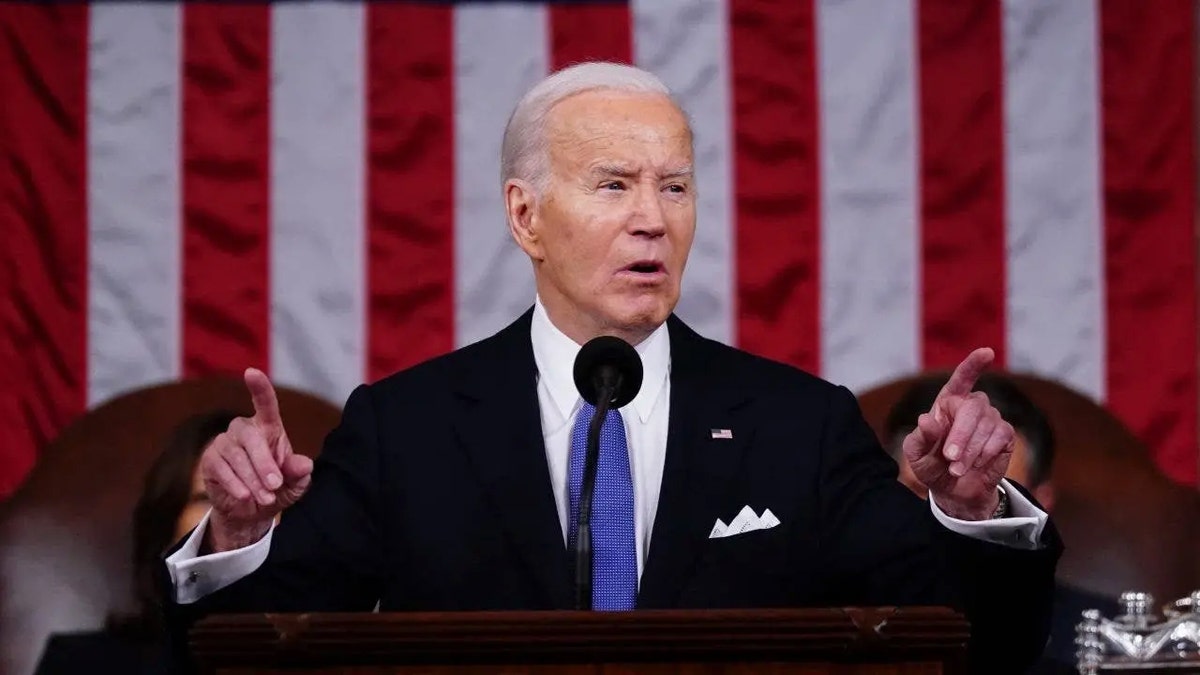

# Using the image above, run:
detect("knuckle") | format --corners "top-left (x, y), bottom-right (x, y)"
top-left (209, 432), bottom-right (227, 450)
top-left (216, 434), bottom-right (240, 457)
top-left (232, 416), bottom-right (259, 439)
top-left (199, 459), bottom-right (217, 480)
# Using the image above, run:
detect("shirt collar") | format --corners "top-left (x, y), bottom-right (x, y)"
top-left (530, 297), bottom-right (670, 425)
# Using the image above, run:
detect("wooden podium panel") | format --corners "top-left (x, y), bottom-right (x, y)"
top-left (189, 607), bottom-right (968, 674)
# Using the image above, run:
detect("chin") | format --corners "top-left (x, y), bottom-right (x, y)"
top-left (606, 296), bottom-right (673, 333)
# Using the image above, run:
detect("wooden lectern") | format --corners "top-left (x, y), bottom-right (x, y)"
top-left (189, 607), bottom-right (968, 674)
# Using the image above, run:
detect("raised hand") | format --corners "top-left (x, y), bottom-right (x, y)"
top-left (901, 348), bottom-right (1015, 520)
top-left (198, 368), bottom-right (313, 552)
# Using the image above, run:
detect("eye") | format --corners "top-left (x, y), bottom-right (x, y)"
top-left (600, 181), bottom-right (626, 191)
top-left (664, 183), bottom-right (688, 194)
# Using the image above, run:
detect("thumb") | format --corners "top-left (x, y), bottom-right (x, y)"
top-left (281, 452), bottom-right (312, 482)
top-left (904, 411), bottom-right (948, 463)
top-left (279, 453), bottom-right (312, 505)
top-left (932, 394), bottom-right (953, 427)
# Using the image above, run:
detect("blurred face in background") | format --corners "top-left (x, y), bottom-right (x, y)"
top-left (1004, 433), bottom-right (1055, 510)
top-left (172, 444), bottom-right (212, 542)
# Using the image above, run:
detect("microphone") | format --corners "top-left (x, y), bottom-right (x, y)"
top-left (571, 336), bottom-right (643, 610)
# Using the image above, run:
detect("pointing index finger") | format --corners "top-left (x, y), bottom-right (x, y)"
top-left (244, 367), bottom-right (283, 430)
top-left (938, 347), bottom-right (995, 400)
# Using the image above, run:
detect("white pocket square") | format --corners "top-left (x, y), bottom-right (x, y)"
top-left (708, 505), bottom-right (780, 539)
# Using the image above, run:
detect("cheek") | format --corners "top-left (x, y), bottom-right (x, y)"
top-left (667, 202), bottom-right (696, 243)
top-left (546, 211), bottom-right (618, 267)
top-left (540, 200), bottom-right (590, 250)
top-left (669, 223), bottom-right (696, 277)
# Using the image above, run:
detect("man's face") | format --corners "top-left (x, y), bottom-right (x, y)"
top-left (507, 90), bottom-right (696, 343)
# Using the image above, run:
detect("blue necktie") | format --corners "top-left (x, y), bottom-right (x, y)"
top-left (567, 402), bottom-right (637, 610)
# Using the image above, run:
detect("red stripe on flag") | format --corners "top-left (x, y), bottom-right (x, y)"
top-left (181, 5), bottom-right (271, 377)
top-left (549, 2), bottom-right (632, 68)
top-left (0, 6), bottom-right (89, 498)
top-left (1100, 0), bottom-right (1198, 485)
top-left (367, 4), bottom-right (455, 381)
top-left (731, 0), bottom-right (821, 372)
top-left (917, 0), bottom-right (1007, 370)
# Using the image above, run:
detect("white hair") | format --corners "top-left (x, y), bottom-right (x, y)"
top-left (500, 61), bottom-right (680, 192)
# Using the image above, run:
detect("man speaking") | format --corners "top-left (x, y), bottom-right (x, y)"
top-left (163, 62), bottom-right (1059, 671)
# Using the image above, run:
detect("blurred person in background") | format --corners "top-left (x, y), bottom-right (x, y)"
top-left (34, 410), bottom-right (239, 675)
top-left (883, 373), bottom-right (1117, 674)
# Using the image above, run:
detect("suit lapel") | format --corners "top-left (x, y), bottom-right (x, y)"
top-left (452, 309), bottom-right (574, 609)
top-left (637, 316), bottom-right (754, 608)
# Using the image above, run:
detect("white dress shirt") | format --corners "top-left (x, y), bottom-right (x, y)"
top-left (166, 298), bottom-right (1047, 603)
top-left (531, 298), bottom-right (671, 581)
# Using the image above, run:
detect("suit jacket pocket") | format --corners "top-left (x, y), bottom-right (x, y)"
top-left (704, 526), bottom-right (784, 562)
top-left (688, 526), bottom-right (790, 607)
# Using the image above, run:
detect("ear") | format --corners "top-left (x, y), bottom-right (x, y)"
top-left (505, 179), bottom-right (544, 261)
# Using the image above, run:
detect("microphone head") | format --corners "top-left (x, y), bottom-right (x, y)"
top-left (573, 336), bottom-right (643, 409)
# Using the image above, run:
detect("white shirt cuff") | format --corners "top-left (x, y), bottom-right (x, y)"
top-left (928, 479), bottom-right (1048, 549)
top-left (164, 509), bottom-right (274, 604)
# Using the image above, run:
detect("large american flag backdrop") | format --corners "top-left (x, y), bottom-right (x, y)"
top-left (2, 0), bottom-right (1196, 501)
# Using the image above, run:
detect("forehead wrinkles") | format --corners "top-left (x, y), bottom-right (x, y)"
top-left (546, 112), bottom-right (693, 176)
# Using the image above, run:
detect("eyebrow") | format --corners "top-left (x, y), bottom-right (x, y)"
top-left (592, 164), bottom-right (637, 178)
top-left (590, 164), bottom-right (694, 179)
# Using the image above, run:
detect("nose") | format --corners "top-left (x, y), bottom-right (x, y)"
top-left (629, 184), bottom-right (667, 238)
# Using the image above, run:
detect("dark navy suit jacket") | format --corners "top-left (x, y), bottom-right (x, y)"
top-left (164, 309), bottom-right (1061, 672)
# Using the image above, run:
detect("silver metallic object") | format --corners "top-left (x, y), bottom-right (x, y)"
top-left (1076, 590), bottom-right (1200, 672)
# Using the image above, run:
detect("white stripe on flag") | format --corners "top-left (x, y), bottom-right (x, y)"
top-left (1003, 0), bottom-right (1104, 400)
top-left (817, 0), bottom-right (920, 392)
top-left (454, 4), bottom-right (547, 348)
top-left (270, 1), bottom-right (366, 407)
top-left (633, 0), bottom-right (734, 345)
top-left (87, 3), bottom-right (182, 407)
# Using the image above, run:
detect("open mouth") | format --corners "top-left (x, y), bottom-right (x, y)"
top-left (624, 261), bottom-right (665, 275)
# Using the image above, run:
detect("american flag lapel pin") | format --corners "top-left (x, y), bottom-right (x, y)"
top-left (711, 428), bottom-right (733, 440)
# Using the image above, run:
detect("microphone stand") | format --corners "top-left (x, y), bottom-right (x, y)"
top-left (574, 367), bottom-right (620, 610)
